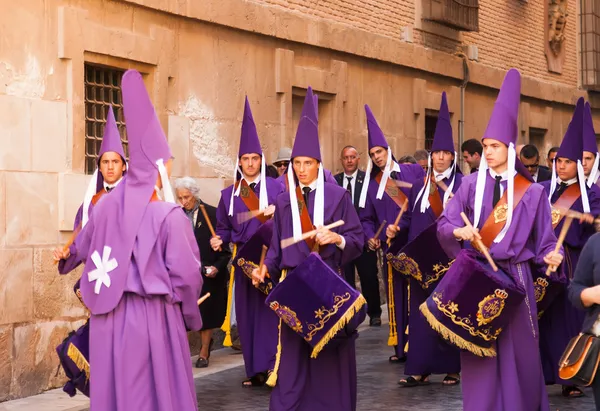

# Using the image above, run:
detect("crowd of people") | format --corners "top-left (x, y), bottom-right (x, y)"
top-left (50, 67), bottom-right (600, 411)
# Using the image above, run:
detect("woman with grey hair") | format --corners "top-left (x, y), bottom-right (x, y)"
top-left (175, 177), bottom-right (231, 368)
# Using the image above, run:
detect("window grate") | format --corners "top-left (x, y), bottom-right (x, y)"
top-left (422, 0), bottom-right (479, 32)
top-left (84, 64), bottom-right (128, 174)
top-left (581, 0), bottom-right (600, 90)
top-left (425, 114), bottom-right (438, 151)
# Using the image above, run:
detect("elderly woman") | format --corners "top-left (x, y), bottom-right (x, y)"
top-left (175, 177), bottom-right (231, 368)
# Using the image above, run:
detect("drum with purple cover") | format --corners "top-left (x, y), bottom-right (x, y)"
top-left (234, 218), bottom-right (275, 295)
top-left (420, 248), bottom-right (526, 357)
top-left (533, 267), bottom-right (567, 319)
top-left (56, 320), bottom-right (90, 397)
top-left (386, 223), bottom-right (454, 295)
top-left (265, 253), bottom-right (366, 358)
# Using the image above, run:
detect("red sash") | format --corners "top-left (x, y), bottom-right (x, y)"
top-left (236, 180), bottom-right (269, 224)
top-left (427, 176), bottom-right (444, 218)
top-left (551, 184), bottom-right (581, 229)
top-left (295, 186), bottom-right (319, 252)
top-left (374, 171), bottom-right (408, 208)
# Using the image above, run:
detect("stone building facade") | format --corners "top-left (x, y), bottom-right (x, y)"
top-left (1, 0), bottom-right (598, 401)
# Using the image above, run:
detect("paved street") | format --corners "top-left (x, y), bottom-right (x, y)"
top-left (194, 325), bottom-right (596, 410)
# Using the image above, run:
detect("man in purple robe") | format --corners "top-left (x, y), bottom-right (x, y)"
top-left (74, 70), bottom-right (202, 410)
top-left (53, 107), bottom-right (127, 274)
top-left (254, 86), bottom-right (365, 410)
top-left (210, 97), bottom-right (284, 387)
top-left (538, 97), bottom-right (600, 397)
top-left (391, 92), bottom-right (462, 387)
top-left (357, 105), bottom-right (425, 362)
top-left (437, 69), bottom-right (563, 411)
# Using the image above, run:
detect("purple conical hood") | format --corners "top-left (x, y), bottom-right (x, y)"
top-left (583, 102), bottom-right (598, 154)
top-left (238, 97), bottom-right (263, 157)
top-left (365, 105), bottom-right (389, 150)
top-left (431, 92), bottom-right (454, 152)
top-left (291, 87), bottom-right (321, 161)
top-left (96, 106), bottom-right (127, 191)
top-left (557, 98), bottom-right (585, 162)
top-left (482, 69), bottom-right (521, 147)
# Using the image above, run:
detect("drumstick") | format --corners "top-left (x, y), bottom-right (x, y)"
top-left (393, 180), bottom-right (413, 189)
top-left (372, 220), bottom-right (387, 240)
top-left (545, 216), bottom-right (573, 276)
top-left (259, 245), bottom-right (271, 279)
top-left (386, 200), bottom-right (409, 247)
top-left (435, 180), bottom-right (454, 198)
top-left (460, 212), bottom-right (498, 272)
top-left (236, 209), bottom-right (266, 224)
top-left (200, 204), bottom-right (221, 251)
top-left (554, 207), bottom-right (597, 224)
top-left (53, 225), bottom-right (82, 265)
top-left (197, 293), bottom-right (211, 305)
top-left (280, 220), bottom-right (345, 249)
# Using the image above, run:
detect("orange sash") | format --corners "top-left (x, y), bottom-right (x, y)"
top-left (236, 180), bottom-right (269, 224)
top-left (427, 177), bottom-right (444, 218)
top-left (295, 186), bottom-right (319, 252)
top-left (375, 171), bottom-right (408, 208)
top-left (551, 184), bottom-right (581, 229)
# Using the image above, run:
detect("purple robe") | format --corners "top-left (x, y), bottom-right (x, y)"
top-left (401, 173), bottom-right (462, 375)
top-left (215, 176), bottom-right (284, 378)
top-left (437, 172), bottom-right (559, 411)
top-left (359, 163), bottom-right (425, 357)
top-left (538, 181), bottom-right (600, 384)
top-left (264, 182), bottom-right (365, 411)
top-left (75, 203), bottom-right (202, 411)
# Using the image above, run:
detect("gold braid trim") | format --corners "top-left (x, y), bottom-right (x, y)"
top-left (266, 269), bottom-right (287, 387)
top-left (67, 343), bottom-right (90, 378)
top-left (220, 244), bottom-right (237, 347)
top-left (310, 294), bottom-right (367, 359)
top-left (419, 301), bottom-right (497, 358)
top-left (387, 262), bottom-right (398, 346)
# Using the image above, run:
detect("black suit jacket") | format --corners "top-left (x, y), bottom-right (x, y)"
top-left (334, 170), bottom-right (365, 210)
top-left (536, 166), bottom-right (552, 183)
top-left (190, 202), bottom-right (231, 282)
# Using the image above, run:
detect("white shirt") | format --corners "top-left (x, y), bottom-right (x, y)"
top-left (242, 175), bottom-right (261, 187)
top-left (557, 176), bottom-right (577, 186)
top-left (299, 179), bottom-right (345, 250)
top-left (103, 177), bottom-right (123, 192)
top-left (433, 166), bottom-right (453, 182)
top-left (343, 170), bottom-right (359, 199)
top-left (532, 170), bottom-right (539, 183)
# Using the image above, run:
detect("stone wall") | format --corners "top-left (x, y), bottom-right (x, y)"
top-left (0, 0), bottom-right (597, 401)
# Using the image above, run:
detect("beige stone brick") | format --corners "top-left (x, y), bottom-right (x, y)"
top-left (0, 95), bottom-right (31, 171)
top-left (33, 248), bottom-right (87, 320)
top-left (5, 172), bottom-right (58, 246)
top-left (0, 249), bottom-right (33, 326)
top-left (193, 178), bottom-right (226, 208)
top-left (0, 325), bottom-right (12, 401)
top-left (31, 100), bottom-right (68, 173)
top-left (168, 115), bottom-right (191, 178)
top-left (57, 173), bottom-right (92, 232)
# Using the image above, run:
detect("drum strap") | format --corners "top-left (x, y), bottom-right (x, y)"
top-left (551, 184), bottom-right (581, 229)
top-left (428, 176), bottom-right (444, 218)
top-left (375, 171), bottom-right (408, 208)
top-left (236, 180), bottom-right (269, 224)
top-left (295, 186), bottom-right (320, 252)
top-left (478, 174), bottom-right (532, 249)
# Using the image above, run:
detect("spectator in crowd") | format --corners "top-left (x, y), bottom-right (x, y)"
top-left (520, 144), bottom-right (552, 182)
top-left (272, 147), bottom-right (292, 177)
top-left (414, 149), bottom-right (429, 171)
top-left (547, 146), bottom-right (559, 169)
top-left (460, 138), bottom-right (482, 174)
top-left (398, 155), bottom-right (417, 164)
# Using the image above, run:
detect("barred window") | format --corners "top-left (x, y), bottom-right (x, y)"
top-left (424, 111), bottom-right (438, 151)
top-left (581, 1), bottom-right (600, 90)
top-left (84, 64), bottom-right (128, 174)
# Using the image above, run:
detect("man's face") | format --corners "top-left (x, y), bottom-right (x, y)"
top-left (583, 151), bottom-right (596, 176)
top-left (240, 153), bottom-right (261, 179)
top-left (293, 156), bottom-right (319, 185)
top-left (273, 160), bottom-right (289, 176)
top-left (99, 151), bottom-right (126, 185)
top-left (556, 157), bottom-right (577, 181)
top-left (431, 151), bottom-right (453, 174)
top-left (341, 147), bottom-right (359, 174)
top-left (482, 139), bottom-right (508, 170)
top-left (418, 158), bottom-right (428, 171)
top-left (462, 151), bottom-right (481, 170)
top-left (547, 151), bottom-right (557, 168)
top-left (520, 155), bottom-right (539, 177)
top-left (369, 146), bottom-right (388, 170)
top-left (176, 188), bottom-right (197, 211)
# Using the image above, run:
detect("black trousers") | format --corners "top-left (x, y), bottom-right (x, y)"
top-left (343, 248), bottom-right (382, 318)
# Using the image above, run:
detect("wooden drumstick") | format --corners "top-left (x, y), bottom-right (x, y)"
top-left (236, 209), bottom-right (266, 224)
top-left (436, 180), bottom-right (454, 198)
top-left (393, 180), bottom-right (413, 189)
top-left (386, 200), bottom-right (408, 247)
top-left (546, 215), bottom-right (573, 276)
top-left (280, 220), bottom-right (345, 249)
top-left (53, 225), bottom-right (82, 265)
top-left (372, 220), bottom-right (387, 241)
top-left (555, 207), bottom-right (597, 225)
top-left (197, 292), bottom-right (211, 305)
top-left (200, 204), bottom-right (221, 251)
top-left (460, 212), bottom-right (498, 272)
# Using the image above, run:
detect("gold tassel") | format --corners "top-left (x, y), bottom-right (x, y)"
top-left (419, 301), bottom-right (497, 358)
top-left (266, 269), bottom-right (287, 387)
top-left (310, 294), bottom-right (367, 359)
top-left (67, 343), bottom-right (90, 377)
top-left (387, 262), bottom-right (398, 346)
top-left (220, 244), bottom-right (237, 347)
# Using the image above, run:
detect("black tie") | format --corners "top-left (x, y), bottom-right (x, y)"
top-left (390, 171), bottom-right (398, 180)
top-left (551, 182), bottom-right (568, 203)
top-left (492, 176), bottom-right (502, 208)
top-left (249, 183), bottom-right (256, 191)
top-left (106, 186), bottom-right (113, 193)
top-left (346, 176), bottom-right (353, 193)
top-left (302, 187), bottom-right (311, 206)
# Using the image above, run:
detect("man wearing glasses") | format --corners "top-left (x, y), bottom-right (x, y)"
top-left (520, 144), bottom-right (551, 182)
top-left (272, 147), bottom-right (292, 177)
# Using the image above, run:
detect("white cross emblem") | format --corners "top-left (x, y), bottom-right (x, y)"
top-left (87, 246), bottom-right (118, 295)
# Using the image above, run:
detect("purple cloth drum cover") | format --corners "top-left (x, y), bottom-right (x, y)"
top-left (234, 219), bottom-right (275, 295)
top-left (56, 321), bottom-right (90, 397)
top-left (265, 253), bottom-right (366, 358)
top-left (420, 249), bottom-right (526, 357)
top-left (386, 223), bottom-right (454, 294)
top-left (533, 267), bottom-right (567, 319)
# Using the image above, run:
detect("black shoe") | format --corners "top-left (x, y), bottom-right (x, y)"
top-left (195, 357), bottom-right (209, 368)
top-left (369, 317), bottom-right (382, 327)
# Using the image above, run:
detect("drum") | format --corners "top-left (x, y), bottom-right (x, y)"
top-left (234, 219), bottom-right (275, 295)
top-left (265, 253), bottom-right (366, 358)
top-left (533, 267), bottom-right (567, 319)
top-left (420, 248), bottom-right (526, 357)
top-left (386, 223), bottom-right (454, 295)
top-left (56, 320), bottom-right (90, 397)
